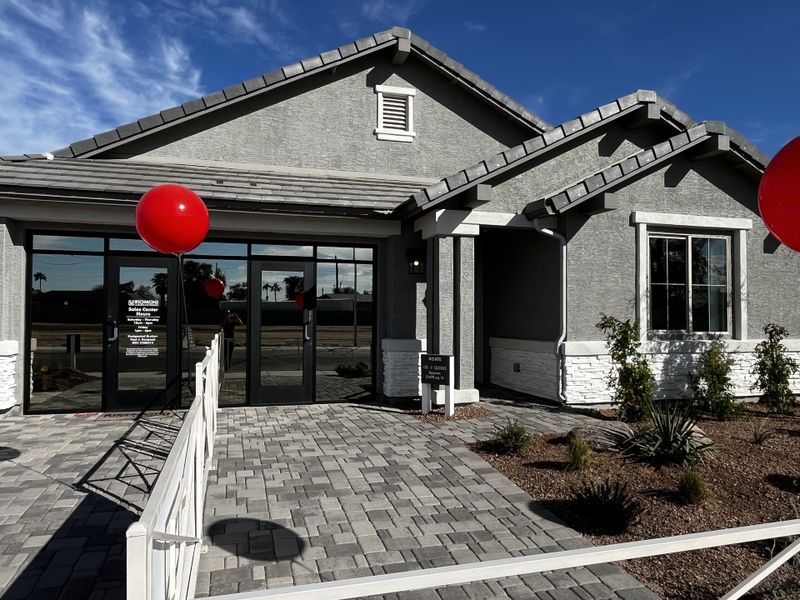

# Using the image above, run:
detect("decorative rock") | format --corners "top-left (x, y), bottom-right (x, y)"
top-left (689, 424), bottom-right (713, 447)
top-left (568, 421), bottom-right (634, 452)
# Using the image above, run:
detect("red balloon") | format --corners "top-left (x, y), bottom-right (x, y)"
top-left (135, 184), bottom-right (209, 255)
top-left (204, 277), bottom-right (225, 299)
top-left (759, 136), bottom-right (800, 252)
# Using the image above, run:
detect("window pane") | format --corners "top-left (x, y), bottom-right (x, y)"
top-left (110, 238), bottom-right (156, 252)
top-left (187, 242), bottom-right (247, 256)
top-left (709, 286), bottom-right (728, 332)
top-left (30, 254), bottom-right (104, 412)
top-left (692, 238), bottom-right (709, 284)
top-left (317, 246), bottom-right (354, 260)
top-left (651, 284), bottom-right (668, 330)
top-left (667, 238), bottom-right (686, 284)
top-left (252, 244), bottom-right (313, 257)
top-left (649, 238), bottom-right (667, 284)
top-left (33, 235), bottom-right (103, 252)
top-left (692, 286), bottom-right (709, 332)
top-left (708, 238), bottom-right (727, 285)
top-left (354, 247), bottom-right (373, 261)
top-left (668, 284), bottom-right (687, 330)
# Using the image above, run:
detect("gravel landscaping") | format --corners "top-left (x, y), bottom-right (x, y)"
top-left (408, 403), bottom-right (494, 422)
top-left (471, 405), bottom-right (800, 600)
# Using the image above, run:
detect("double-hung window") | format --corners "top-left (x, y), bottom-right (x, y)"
top-left (649, 234), bottom-right (729, 333)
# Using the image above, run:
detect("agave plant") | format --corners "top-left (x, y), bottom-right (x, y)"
top-left (623, 400), bottom-right (716, 467)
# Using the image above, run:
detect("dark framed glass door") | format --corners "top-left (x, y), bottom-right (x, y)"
top-left (105, 256), bottom-right (179, 411)
top-left (248, 260), bottom-right (314, 404)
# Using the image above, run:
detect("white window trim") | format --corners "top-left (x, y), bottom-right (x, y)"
top-left (633, 211), bottom-right (749, 341)
top-left (375, 84), bottom-right (416, 143)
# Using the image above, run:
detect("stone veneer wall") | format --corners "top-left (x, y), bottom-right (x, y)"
top-left (563, 340), bottom-right (800, 405)
top-left (0, 341), bottom-right (19, 413)
top-left (381, 338), bottom-right (425, 398)
top-left (489, 338), bottom-right (558, 401)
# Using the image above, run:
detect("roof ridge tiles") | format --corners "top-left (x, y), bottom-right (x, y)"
top-left (527, 124), bottom-right (725, 216)
top-left (38, 26), bottom-right (548, 160)
top-left (407, 90), bottom-right (660, 211)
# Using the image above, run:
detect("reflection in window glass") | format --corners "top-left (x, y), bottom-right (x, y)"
top-left (110, 238), bottom-right (156, 252)
top-left (354, 247), bottom-right (373, 261)
top-left (30, 254), bottom-right (104, 412)
top-left (182, 258), bottom-right (248, 406)
top-left (315, 261), bottom-right (373, 402)
top-left (317, 246), bottom-right (354, 260)
top-left (187, 242), bottom-right (248, 257)
top-left (33, 235), bottom-right (103, 252)
top-left (252, 243), bottom-right (313, 257)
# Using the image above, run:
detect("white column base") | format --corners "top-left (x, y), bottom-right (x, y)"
top-left (433, 388), bottom-right (479, 405)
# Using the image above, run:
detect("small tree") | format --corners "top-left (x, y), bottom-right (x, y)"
top-left (688, 341), bottom-right (739, 419)
top-left (596, 314), bottom-right (653, 422)
top-left (752, 323), bottom-right (799, 414)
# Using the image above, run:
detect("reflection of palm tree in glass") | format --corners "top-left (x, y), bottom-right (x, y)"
top-left (152, 272), bottom-right (168, 308)
top-left (34, 271), bottom-right (47, 291)
top-left (263, 281), bottom-right (282, 301)
top-left (227, 282), bottom-right (247, 300)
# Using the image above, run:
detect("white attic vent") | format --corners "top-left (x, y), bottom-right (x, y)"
top-left (374, 84), bottom-right (416, 143)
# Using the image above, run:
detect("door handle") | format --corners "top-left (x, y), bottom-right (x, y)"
top-left (107, 320), bottom-right (119, 344)
top-left (303, 323), bottom-right (311, 343)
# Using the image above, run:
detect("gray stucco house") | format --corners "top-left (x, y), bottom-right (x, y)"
top-left (0, 26), bottom-right (794, 415)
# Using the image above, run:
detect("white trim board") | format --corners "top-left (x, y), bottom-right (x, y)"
top-left (631, 211), bottom-right (753, 230)
top-left (414, 209), bottom-right (536, 239)
top-left (563, 338), bottom-right (800, 356)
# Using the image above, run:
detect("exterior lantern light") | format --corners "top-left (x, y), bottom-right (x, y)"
top-left (407, 249), bottom-right (425, 275)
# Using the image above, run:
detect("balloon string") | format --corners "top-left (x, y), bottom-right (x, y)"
top-left (177, 253), bottom-right (194, 400)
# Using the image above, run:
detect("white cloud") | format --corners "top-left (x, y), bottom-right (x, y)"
top-left (464, 21), bottom-right (487, 33)
top-left (660, 63), bottom-right (703, 100)
top-left (0, 1), bottom-right (205, 155)
top-left (361, 0), bottom-right (427, 25)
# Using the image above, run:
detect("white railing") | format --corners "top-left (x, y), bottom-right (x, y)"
top-left (206, 519), bottom-right (800, 600)
top-left (127, 333), bottom-right (222, 600)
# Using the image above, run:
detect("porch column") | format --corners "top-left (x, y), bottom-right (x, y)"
top-left (427, 233), bottom-right (479, 404)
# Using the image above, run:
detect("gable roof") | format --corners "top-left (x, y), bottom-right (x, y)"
top-left (399, 90), bottom-right (769, 218)
top-left (523, 123), bottom-right (729, 218)
top-left (45, 27), bottom-right (549, 160)
top-left (0, 157), bottom-right (429, 216)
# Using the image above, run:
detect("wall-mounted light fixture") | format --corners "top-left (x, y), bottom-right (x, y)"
top-left (406, 248), bottom-right (425, 275)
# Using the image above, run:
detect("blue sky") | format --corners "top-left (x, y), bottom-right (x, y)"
top-left (1, 0), bottom-right (798, 156)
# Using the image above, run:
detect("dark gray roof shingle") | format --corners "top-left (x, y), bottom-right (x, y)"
top-left (0, 158), bottom-right (431, 214)
top-left (523, 124), bottom-right (722, 218)
top-left (403, 90), bottom-right (769, 217)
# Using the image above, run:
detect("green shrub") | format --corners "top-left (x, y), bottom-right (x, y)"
top-left (567, 436), bottom-right (593, 471)
top-left (572, 478), bottom-right (640, 534)
top-left (752, 323), bottom-right (799, 414)
top-left (596, 315), bottom-right (653, 423)
top-left (677, 469), bottom-right (708, 504)
top-left (623, 401), bottom-right (716, 466)
top-left (335, 361), bottom-right (370, 378)
top-left (687, 341), bottom-right (741, 420)
top-left (750, 418), bottom-right (777, 446)
top-left (488, 419), bottom-right (531, 455)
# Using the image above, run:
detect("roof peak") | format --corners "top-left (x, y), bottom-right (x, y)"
top-left (45, 26), bottom-right (549, 160)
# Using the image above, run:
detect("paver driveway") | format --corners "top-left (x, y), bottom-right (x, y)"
top-left (198, 396), bottom-right (659, 600)
top-left (0, 410), bottom-right (183, 600)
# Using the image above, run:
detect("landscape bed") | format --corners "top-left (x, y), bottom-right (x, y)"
top-left (471, 406), bottom-right (800, 600)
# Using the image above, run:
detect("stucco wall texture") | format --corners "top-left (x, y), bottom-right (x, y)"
top-left (564, 154), bottom-right (795, 341)
top-left (122, 54), bottom-right (530, 179)
top-left (0, 219), bottom-right (25, 412)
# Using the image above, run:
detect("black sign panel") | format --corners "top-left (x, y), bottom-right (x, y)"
top-left (421, 354), bottom-right (451, 385)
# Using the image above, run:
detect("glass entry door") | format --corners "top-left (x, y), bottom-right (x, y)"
top-left (249, 260), bottom-right (314, 404)
top-left (105, 256), bottom-right (179, 411)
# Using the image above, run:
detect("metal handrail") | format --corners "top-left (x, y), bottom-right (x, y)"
top-left (126, 332), bottom-right (222, 600)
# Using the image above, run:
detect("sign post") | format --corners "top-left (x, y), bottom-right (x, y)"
top-left (420, 354), bottom-right (455, 417)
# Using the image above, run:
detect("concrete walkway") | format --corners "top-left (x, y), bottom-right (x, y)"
top-left (197, 396), bottom-right (659, 600)
top-left (0, 410), bottom-right (183, 600)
